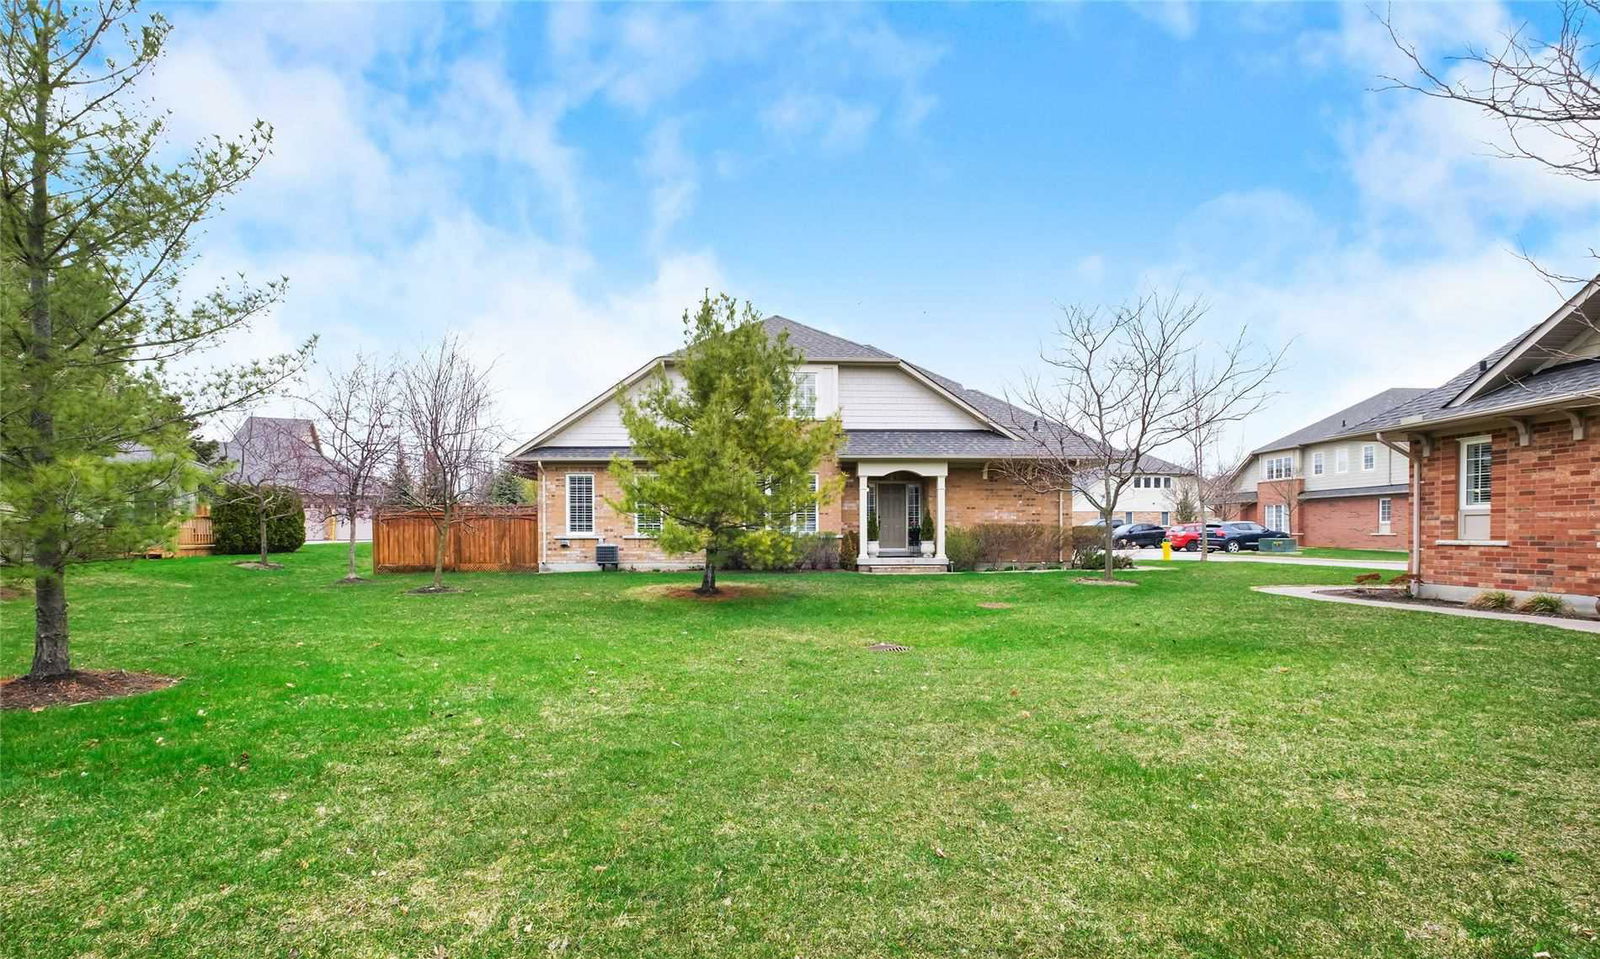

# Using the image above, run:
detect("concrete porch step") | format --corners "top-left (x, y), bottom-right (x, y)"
top-left (859, 563), bottom-right (950, 574)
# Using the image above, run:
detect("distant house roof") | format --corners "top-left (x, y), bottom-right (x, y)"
top-left (762, 315), bottom-right (897, 361)
top-left (1252, 388), bottom-right (1433, 455)
top-left (222, 416), bottom-right (339, 494)
top-left (1341, 276), bottom-right (1600, 436)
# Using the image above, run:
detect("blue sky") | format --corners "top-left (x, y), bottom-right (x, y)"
top-left (152, 2), bottom-right (1598, 459)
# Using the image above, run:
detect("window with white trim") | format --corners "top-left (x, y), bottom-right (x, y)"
top-left (1264, 503), bottom-right (1288, 530)
top-left (1123, 511), bottom-right (1134, 524)
top-left (1263, 455), bottom-right (1293, 481)
top-left (791, 372), bottom-right (817, 419)
top-left (866, 484), bottom-right (876, 523)
top-left (791, 474), bottom-right (820, 534)
top-left (1461, 438), bottom-right (1492, 507)
top-left (1164, 476), bottom-right (1173, 489)
top-left (1311, 451), bottom-right (1325, 475)
top-left (1378, 497), bottom-right (1392, 525)
top-left (907, 482), bottom-right (921, 528)
top-left (1335, 447), bottom-right (1349, 473)
top-left (566, 473), bottom-right (595, 534)
top-left (1160, 511), bottom-right (1170, 525)
top-left (634, 475), bottom-right (661, 536)
top-left (1361, 444), bottom-right (1375, 471)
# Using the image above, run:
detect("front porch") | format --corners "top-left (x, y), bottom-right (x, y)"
top-left (853, 460), bottom-right (949, 572)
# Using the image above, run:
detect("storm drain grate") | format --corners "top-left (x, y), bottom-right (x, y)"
top-left (866, 642), bottom-right (911, 653)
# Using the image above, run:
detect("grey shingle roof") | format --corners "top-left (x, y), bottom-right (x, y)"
top-left (518, 316), bottom-right (1192, 473)
top-left (1351, 358), bottom-right (1600, 433)
top-left (1253, 388), bottom-right (1432, 454)
top-left (761, 316), bottom-right (896, 360)
top-left (222, 416), bottom-right (339, 494)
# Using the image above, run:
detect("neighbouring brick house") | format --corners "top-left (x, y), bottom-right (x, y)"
top-left (221, 416), bottom-right (374, 545)
top-left (1228, 389), bottom-right (1430, 549)
top-left (1331, 277), bottom-right (1599, 616)
top-left (507, 317), bottom-right (1189, 572)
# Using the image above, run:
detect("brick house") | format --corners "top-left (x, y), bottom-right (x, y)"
top-left (507, 317), bottom-right (1189, 571)
top-left (1333, 277), bottom-right (1599, 616)
top-left (1228, 389), bottom-right (1430, 549)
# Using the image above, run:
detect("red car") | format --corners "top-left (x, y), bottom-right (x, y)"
top-left (1166, 522), bottom-right (1221, 551)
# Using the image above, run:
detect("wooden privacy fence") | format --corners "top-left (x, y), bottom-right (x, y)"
top-left (373, 507), bottom-right (539, 573)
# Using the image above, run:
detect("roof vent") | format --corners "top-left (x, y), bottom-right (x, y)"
top-left (1479, 360), bottom-right (1488, 373)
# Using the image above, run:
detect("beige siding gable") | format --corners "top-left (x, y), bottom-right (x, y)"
top-left (838, 366), bottom-right (987, 430)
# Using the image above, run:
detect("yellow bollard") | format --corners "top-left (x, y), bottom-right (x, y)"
top-left (1161, 541), bottom-right (1173, 561)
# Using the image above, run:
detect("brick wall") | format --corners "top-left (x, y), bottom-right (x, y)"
top-left (1417, 421), bottom-right (1599, 598)
top-left (535, 459), bottom-right (850, 570)
top-left (1299, 494), bottom-right (1411, 550)
top-left (1070, 510), bottom-right (1171, 526)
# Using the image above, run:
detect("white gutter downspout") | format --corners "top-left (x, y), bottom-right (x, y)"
top-left (1377, 432), bottom-right (1421, 595)
top-left (536, 459), bottom-right (546, 572)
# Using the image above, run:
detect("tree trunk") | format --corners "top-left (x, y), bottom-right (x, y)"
top-left (30, 549), bottom-right (70, 678)
top-left (1102, 516), bottom-right (1116, 581)
top-left (1193, 445), bottom-right (1208, 564)
top-left (346, 506), bottom-right (360, 579)
top-left (259, 507), bottom-right (270, 566)
top-left (431, 507), bottom-right (448, 589)
top-left (698, 549), bottom-right (718, 594)
top-left (26, 59), bottom-right (68, 678)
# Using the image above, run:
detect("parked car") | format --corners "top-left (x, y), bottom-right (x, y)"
top-left (1205, 521), bottom-right (1287, 553)
top-left (1166, 522), bottom-right (1221, 551)
top-left (1112, 523), bottom-right (1169, 548)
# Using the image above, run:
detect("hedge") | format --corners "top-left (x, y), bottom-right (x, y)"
top-left (212, 484), bottom-right (306, 556)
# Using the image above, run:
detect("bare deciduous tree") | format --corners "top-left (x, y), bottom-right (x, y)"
top-left (397, 338), bottom-right (500, 592)
top-left (301, 355), bottom-right (400, 582)
top-left (1171, 339), bottom-right (1285, 561)
top-left (1382, 1), bottom-right (1600, 185)
top-left (218, 416), bottom-right (323, 568)
top-left (1003, 292), bottom-right (1209, 581)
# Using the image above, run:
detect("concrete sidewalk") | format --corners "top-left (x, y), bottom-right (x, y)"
top-left (1253, 585), bottom-right (1600, 633)
top-left (1123, 548), bottom-right (1407, 572)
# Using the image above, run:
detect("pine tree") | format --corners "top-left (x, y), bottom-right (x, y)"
top-left (487, 467), bottom-right (527, 505)
top-left (1, 1), bottom-right (311, 678)
top-left (612, 293), bottom-right (843, 594)
top-left (384, 446), bottom-right (416, 506)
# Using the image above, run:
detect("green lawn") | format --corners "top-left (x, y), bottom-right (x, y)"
top-left (1292, 547), bottom-right (1410, 563)
top-left (3, 547), bottom-right (1597, 959)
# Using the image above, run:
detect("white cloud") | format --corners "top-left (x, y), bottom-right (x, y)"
top-left (1128, 1), bottom-right (1600, 456)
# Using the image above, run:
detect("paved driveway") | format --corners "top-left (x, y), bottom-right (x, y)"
top-left (1123, 548), bottom-right (1407, 572)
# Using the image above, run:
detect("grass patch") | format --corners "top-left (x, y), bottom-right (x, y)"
top-left (3, 548), bottom-right (1597, 957)
top-left (1293, 547), bottom-right (1410, 563)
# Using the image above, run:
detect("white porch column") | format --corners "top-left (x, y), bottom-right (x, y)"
top-left (934, 474), bottom-right (947, 561)
top-left (856, 472), bottom-right (870, 565)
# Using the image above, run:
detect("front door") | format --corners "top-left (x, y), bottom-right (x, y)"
top-left (877, 483), bottom-right (908, 550)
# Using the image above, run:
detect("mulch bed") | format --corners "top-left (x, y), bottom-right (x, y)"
top-left (1, 670), bottom-right (181, 711)
top-left (232, 561), bottom-right (283, 570)
top-left (1317, 588), bottom-right (1581, 620)
top-left (629, 583), bottom-right (770, 602)
top-left (407, 585), bottom-right (464, 595)
top-left (0, 585), bottom-right (27, 602)
top-left (1074, 578), bottom-right (1138, 587)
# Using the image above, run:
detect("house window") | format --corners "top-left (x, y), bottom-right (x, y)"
top-left (1123, 511), bottom-right (1133, 524)
top-left (1378, 497), bottom-right (1392, 533)
top-left (1264, 503), bottom-right (1288, 530)
top-left (792, 474), bottom-right (819, 534)
top-left (866, 484), bottom-right (876, 523)
top-left (1160, 511), bottom-right (1170, 525)
top-left (1335, 447), bottom-right (1349, 473)
top-left (791, 372), bottom-right (817, 419)
top-left (566, 473), bottom-right (595, 534)
top-left (1361, 444), bottom-right (1376, 471)
top-left (907, 482), bottom-right (921, 528)
top-left (1164, 476), bottom-right (1172, 489)
top-left (1461, 438), bottom-right (1492, 507)
top-left (634, 475), bottom-right (661, 536)
top-left (1311, 452), bottom-right (1325, 476)
top-left (1263, 455), bottom-right (1293, 481)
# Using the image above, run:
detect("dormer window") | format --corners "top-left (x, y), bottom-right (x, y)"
top-left (791, 372), bottom-right (817, 419)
